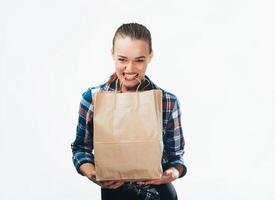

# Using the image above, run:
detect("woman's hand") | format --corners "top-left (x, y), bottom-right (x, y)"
top-left (137, 166), bottom-right (181, 185)
top-left (88, 170), bottom-right (124, 189)
top-left (80, 163), bottom-right (124, 189)
top-left (100, 180), bottom-right (125, 189)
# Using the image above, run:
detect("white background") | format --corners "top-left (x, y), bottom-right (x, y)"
top-left (0, 0), bottom-right (275, 199)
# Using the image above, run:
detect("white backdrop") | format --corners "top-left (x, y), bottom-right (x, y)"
top-left (0, 0), bottom-right (274, 199)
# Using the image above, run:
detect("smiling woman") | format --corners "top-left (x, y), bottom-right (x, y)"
top-left (109, 24), bottom-right (153, 92)
top-left (71, 22), bottom-right (187, 200)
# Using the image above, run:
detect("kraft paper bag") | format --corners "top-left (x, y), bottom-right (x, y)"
top-left (93, 89), bottom-right (163, 181)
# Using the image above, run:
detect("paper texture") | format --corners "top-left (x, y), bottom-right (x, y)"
top-left (93, 89), bottom-right (163, 181)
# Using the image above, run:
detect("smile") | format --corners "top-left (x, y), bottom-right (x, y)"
top-left (123, 73), bottom-right (139, 81)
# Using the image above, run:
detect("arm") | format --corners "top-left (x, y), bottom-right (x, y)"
top-left (163, 97), bottom-right (187, 178)
top-left (71, 88), bottom-right (124, 189)
top-left (71, 89), bottom-right (95, 176)
top-left (138, 96), bottom-right (187, 185)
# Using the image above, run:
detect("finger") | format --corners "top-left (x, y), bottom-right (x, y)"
top-left (165, 168), bottom-right (179, 179)
top-left (99, 181), bottom-right (109, 188)
top-left (137, 180), bottom-right (149, 184)
top-left (138, 179), bottom-right (159, 185)
top-left (137, 180), bottom-right (153, 185)
top-left (91, 170), bottom-right (96, 176)
top-left (92, 180), bottom-right (104, 187)
top-left (166, 170), bottom-right (178, 180)
top-left (103, 180), bottom-right (123, 188)
top-left (137, 181), bottom-right (146, 184)
top-left (101, 181), bottom-right (116, 187)
top-left (109, 181), bottom-right (124, 189)
top-left (145, 179), bottom-right (163, 185)
top-left (90, 171), bottom-right (97, 178)
top-left (148, 175), bottom-right (172, 185)
top-left (143, 180), bottom-right (156, 185)
top-left (104, 181), bottom-right (122, 189)
top-left (150, 179), bottom-right (171, 185)
top-left (164, 170), bottom-right (173, 176)
top-left (164, 170), bottom-right (177, 180)
top-left (87, 171), bottom-right (97, 182)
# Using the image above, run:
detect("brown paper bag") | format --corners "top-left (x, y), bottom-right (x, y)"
top-left (93, 89), bottom-right (163, 181)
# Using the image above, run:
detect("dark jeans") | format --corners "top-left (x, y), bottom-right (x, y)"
top-left (101, 183), bottom-right (178, 200)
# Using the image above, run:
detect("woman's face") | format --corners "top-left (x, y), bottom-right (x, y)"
top-left (112, 36), bottom-right (153, 91)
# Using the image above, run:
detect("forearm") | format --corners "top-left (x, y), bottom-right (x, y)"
top-left (165, 96), bottom-right (187, 178)
top-left (72, 89), bottom-right (95, 175)
top-left (171, 165), bottom-right (183, 178)
top-left (164, 152), bottom-right (186, 178)
top-left (72, 149), bottom-right (95, 175)
top-left (169, 163), bottom-right (187, 178)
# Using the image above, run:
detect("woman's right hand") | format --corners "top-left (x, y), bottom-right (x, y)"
top-left (80, 163), bottom-right (124, 189)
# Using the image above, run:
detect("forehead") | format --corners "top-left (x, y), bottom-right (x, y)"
top-left (113, 36), bottom-right (150, 58)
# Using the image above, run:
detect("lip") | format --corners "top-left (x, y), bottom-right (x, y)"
top-left (123, 73), bottom-right (138, 81)
top-left (122, 72), bottom-right (138, 76)
top-left (124, 76), bottom-right (137, 81)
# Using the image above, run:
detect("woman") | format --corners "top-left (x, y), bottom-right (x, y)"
top-left (71, 23), bottom-right (187, 200)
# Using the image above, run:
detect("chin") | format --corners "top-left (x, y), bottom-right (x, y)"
top-left (124, 82), bottom-right (139, 89)
top-left (121, 81), bottom-right (139, 90)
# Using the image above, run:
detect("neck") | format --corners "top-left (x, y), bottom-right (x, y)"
top-left (116, 77), bottom-right (148, 92)
top-left (121, 85), bottom-right (138, 92)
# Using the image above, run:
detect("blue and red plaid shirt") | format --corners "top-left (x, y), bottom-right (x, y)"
top-left (71, 76), bottom-right (186, 200)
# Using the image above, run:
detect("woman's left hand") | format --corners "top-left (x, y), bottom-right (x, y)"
top-left (137, 167), bottom-right (180, 185)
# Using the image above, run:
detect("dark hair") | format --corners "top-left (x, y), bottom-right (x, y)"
top-left (112, 22), bottom-right (152, 53)
top-left (108, 23), bottom-right (152, 83)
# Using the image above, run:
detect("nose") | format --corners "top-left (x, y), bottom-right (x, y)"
top-left (125, 61), bottom-right (134, 72)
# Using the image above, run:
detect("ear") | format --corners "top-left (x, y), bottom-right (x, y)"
top-left (111, 48), bottom-right (115, 60)
top-left (147, 51), bottom-right (154, 63)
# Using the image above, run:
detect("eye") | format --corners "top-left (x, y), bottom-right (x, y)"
top-left (118, 58), bottom-right (126, 62)
top-left (135, 60), bottom-right (144, 63)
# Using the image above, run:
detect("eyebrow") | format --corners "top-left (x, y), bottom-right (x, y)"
top-left (118, 55), bottom-right (146, 59)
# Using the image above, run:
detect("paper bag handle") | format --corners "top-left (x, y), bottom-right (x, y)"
top-left (114, 75), bottom-right (150, 109)
top-left (115, 74), bottom-right (150, 93)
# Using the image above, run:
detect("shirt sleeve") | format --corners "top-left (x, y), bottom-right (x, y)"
top-left (71, 88), bottom-right (95, 176)
top-left (164, 97), bottom-right (187, 178)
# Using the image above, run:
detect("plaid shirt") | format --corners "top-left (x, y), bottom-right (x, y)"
top-left (71, 76), bottom-right (186, 200)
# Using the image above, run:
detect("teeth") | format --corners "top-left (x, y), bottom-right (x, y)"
top-left (124, 73), bottom-right (138, 79)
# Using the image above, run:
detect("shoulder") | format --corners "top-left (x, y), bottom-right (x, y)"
top-left (160, 89), bottom-right (178, 102)
top-left (161, 89), bottom-right (180, 111)
top-left (149, 78), bottom-right (178, 101)
top-left (151, 82), bottom-right (179, 110)
top-left (80, 82), bottom-right (112, 105)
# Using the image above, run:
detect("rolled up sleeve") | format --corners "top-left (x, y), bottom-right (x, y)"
top-left (71, 88), bottom-right (95, 176)
top-left (164, 97), bottom-right (187, 178)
